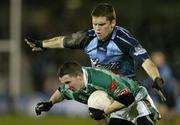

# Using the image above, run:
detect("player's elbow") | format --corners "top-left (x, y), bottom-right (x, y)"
top-left (114, 93), bottom-right (135, 107)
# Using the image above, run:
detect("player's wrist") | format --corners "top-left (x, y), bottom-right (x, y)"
top-left (43, 101), bottom-right (53, 111)
top-left (153, 77), bottom-right (164, 88)
top-left (154, 77), bottom-right (163, 82)
top-left (35, 40), bottom-right (44, 48)
top-left (47, 101), bottom-right (53, 108)
top-left (49, 101), bottom-right (53, 106)
top-left (103, 108), bottom-right (108, 114)
top-left (103, 109), bottom-right (110, 115)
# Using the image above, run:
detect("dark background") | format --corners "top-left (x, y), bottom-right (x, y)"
top-left (0, 0), bottom-right (180, 116)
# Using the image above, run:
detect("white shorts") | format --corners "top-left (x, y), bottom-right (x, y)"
top-left (110, 94), bottom-right (160, 124)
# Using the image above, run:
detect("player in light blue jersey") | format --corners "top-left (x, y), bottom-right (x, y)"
top-left (35, 61), bottom-right (160, 125)
top-left (25, 3), bottom-right (163, 87)
top-left (26, 3), bottom-right (165, 125)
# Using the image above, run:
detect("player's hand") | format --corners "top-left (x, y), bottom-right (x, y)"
top-left (25, 38), bottom-right (43, 51)
top-left (153, 77), bottom-right (166, 102)
top-left (88, 107), bottom-right (107, 120)
top-left (35, 101), bottom-right (53, 116)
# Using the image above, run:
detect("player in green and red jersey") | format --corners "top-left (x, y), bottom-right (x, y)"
top-left (35, 61), bottom-right (160, 125)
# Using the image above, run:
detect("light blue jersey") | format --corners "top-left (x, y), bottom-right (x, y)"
top-left (64, 26), bottom-right (149, 79)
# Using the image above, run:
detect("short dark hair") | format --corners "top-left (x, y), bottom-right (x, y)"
top-left (57, 61), bottom-right (83, 77)
top-left (91, 3), bottom-right (116, 22)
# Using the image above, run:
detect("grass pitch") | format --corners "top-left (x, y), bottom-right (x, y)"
top-left (0, 115), bottom-right (96, 125)
top-left (0, 114), bottom-right (180, 125)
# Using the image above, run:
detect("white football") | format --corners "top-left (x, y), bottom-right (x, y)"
top-left (88, 90), bottom-right (113, 110)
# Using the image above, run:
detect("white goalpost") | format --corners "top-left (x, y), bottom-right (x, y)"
top-left (0, 0), bottom-right (22, 108)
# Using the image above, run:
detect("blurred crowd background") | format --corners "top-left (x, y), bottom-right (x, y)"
top-left (0, 0), bottom-right (180, 124)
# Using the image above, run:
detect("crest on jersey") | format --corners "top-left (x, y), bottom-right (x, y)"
top-left (109, 80), bottom-right (120, 93)
top-left (117, 88), bottom-right (131, 96)
top-left (134, 45), bottom-right (146, 56)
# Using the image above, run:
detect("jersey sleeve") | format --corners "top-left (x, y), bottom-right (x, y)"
top-left (128, 42), bottom-right (149, 65)
top-left (116, 30), bottom-right (149, 66)
top-left (63, 30), bottom-right (89, 49)
top-left (108, 80), bottom-right (135, 106)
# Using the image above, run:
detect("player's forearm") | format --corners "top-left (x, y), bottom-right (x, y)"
top-left (104, 100), bottom-right (125, 115)
top-left (142, 58), bottom-right (160, 80)
top-left (49, 90), bottom-right (64, 104)
top-left (42, 36), bottom-right (65, 48)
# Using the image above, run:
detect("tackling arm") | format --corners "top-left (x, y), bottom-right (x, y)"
top-left (25, 31), bottom-right (87, 51)
top-left (42, 36), bottom-right (65, 48)
top-left (142, 58), bottom-right (166, 101)
top-left (25, 36), bottom-right (65, 51)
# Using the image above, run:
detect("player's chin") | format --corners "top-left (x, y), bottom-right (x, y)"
top-left (75, 89), bottom-right (81, 92)
top-left (96, 35), bottom-right (102, 40)
top-left (97, 36), bottom-right (106, 41)
top-left (71, 88), bottom-right (79, 92)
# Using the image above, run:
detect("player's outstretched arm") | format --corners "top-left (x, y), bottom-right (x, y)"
top-left (25, 31), bottom-right (87, 51)
top-left (35, 90), bottom-right (64, 116)
top-left (42, 36), bottom-right (65, 48)
top-left (25, 36), bottom-right (65, 51)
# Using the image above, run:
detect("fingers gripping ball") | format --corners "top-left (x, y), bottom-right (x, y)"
top-left (88, 90), bottom-right (113, 120)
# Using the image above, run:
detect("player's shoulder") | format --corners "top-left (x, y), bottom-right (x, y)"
top-left (83, 66), bottom-right (97, 73)
top-left (83, 67), bottom-right (106, 75)
top-left (114, 26), bottom-right (140, 47)
top-left (114, 26), bottom-right (131, 36)
top-left (116, 26), bottom-right (130, 34)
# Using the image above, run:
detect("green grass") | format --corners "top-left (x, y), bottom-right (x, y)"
top-left (0, 114), bottom-right (180, 125)
top-left (0, 115), bottom-right (96, 125)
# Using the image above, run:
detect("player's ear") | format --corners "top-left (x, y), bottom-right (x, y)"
top-left (77, 72), bottom-right (83, 80)
top-left (111, 19), bottom-right (116, 28)
top-left (58, 77), bottom-right (62, 82)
